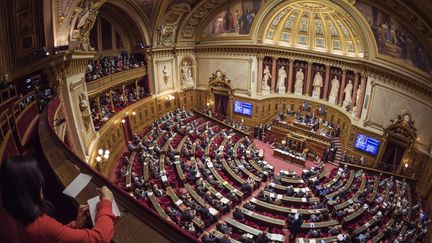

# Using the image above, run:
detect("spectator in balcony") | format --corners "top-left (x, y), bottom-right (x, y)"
top-left (0, 156), bottom-right (115, 243)
top-left (85, 52), bottom-right (144, 82)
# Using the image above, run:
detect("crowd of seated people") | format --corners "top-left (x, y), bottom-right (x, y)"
top-left (113, 108), bottom-right (276, 241)
top-left (85, 51), bottom-right (145, 81)
top-left (273, 108), bottom-right (341, 138)
top-left (111, 109), bottom-right (429, 242)
top-left (201, 109), bottom-right (251, 134)
top-left (90, 84), bottom-right (146, 130)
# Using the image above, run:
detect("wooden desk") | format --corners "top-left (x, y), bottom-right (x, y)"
top-left (334, 176), bottom-right (366, 210)
top-left (267, 182), bottom-right (309, 194)
top-left (185, 183), bottom-right (208, 209)
top-left (371, 218), bottom-right (394, 243)
top-left (325, 171), bottom-right (354, 199)
top-left (342, 206), bottom-right (366, 223)
top-left (147, 192), bottom-right (171, 221)
top-left (234, 159), bottom-right (261, 182)
top-left (263, 191), bottom-right (320, 204)
top-left (367, 179), bottom-right (379, 203)
top-left (322, 171), bottom-right (341, 188)
top-left (125, 151), bottom-right (137, 189)
top-left (174, 160), bottom-right (186, 182)
top-left (225, 218), bottom-right (284, 242)
top-left (166, 187), bottom-right (204, 228)
top-left (273, 149), bottom-right (306, 167)
top-left (295, 236), bottom-right (340, 243)
top-left (211, 230), bottom-right (241, 243)
top-left (221, 159), bottom-right (245, 186)
top-left (250, 198), bottom-right (327, 215)
top-left (241, 208), bottom-right (286, 227)
top-left (280, 176), bottom-right (305, 185)
top-left (143, 162), bottom-right (150, 183)
top-left (207, 161), bottom-right (244, 197)
top-left (301, 220), bottom-right (339, 229)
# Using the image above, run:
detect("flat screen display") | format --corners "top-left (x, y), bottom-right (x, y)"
top-left (233, 100), bottom-right (252, 116)
top-left (354, 134), bottom-right (380, 156)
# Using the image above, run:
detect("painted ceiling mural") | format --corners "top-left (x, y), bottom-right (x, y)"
top-left (201, 0), bottom-right (268, 37)
top-left (355, 2), bottom-right (431, 73)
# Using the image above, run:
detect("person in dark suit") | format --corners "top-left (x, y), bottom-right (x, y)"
top-left (255, 232), bottom-right (270, 243)
top-left (288, 215), bottom-right (303, 241)
top-left (198, 207), bottom-right (213, 221)
top-left (201, 232), bottom-right (216, 243)
top-left (216, 222), bottom-right (232, 234)
top-left (232, 207), bottom-right (244, 221)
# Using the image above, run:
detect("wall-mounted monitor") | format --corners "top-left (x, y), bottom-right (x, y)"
top-left (233, 100), bottom-right (252, 116)
top-left (354, 134), bottom-right (380, 156)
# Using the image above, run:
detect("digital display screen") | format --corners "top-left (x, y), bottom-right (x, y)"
top-left (233, 100), bottom-right (252, 116)
top-left (354, 134), bottom-right (380, 156)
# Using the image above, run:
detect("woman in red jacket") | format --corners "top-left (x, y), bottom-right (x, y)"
top-left (0, 156), bottom-right (115, 243)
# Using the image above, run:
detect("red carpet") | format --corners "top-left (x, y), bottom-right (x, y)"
top-left (253, 139), bottom-right (336, 175)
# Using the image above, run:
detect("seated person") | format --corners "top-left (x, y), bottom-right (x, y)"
top-left (201, 232), bottom-right (216, 243)
top-left (255, 232), bottom-right (270, 243)
top-left (309, 229), bottom-right (321, 238)
top-left (181, 207), bottom-right (195, 221)
top-left (232, 206), bottom-right (244, 221)
top-left (216, 221), bottom-right (232, 234)
top-left (153, 184), bottom-right (164, 197)
top-left (198, 207), bottom-right (213, 221)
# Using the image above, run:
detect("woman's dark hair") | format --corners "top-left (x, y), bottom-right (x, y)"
top-left (0, 156), bottom-right (53, 225)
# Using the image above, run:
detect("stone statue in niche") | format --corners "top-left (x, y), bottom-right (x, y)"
top-left (277, 66), bottom-right (287, 93)
top-left (262, 65), bottom-right (271, 94)
top-left (343, 80), bottom-right (353, 109)
top-left (180, 61), bottom-right (195, 90)
top-left (78, 92), bottom-right (91, 132)
top-left (74, 0), bottom-right (107, 51)
top-left (158, 24), bottom-right (177, 47)
top-left (294, 68), bottom-right (304, 95)
top-left (312, 71), bottom-right (323, 98)
top-left (353, 86), bottom-right (361, 113)
top-left (329, 76), bottom-right (340, 104)
top-left (79, 93), bottom-right (89, 112)
top-left (162, 65), bottom-right (170, 85)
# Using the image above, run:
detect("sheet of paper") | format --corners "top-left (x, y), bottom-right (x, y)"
top-left (337, 234), bottom-right (344, 241)
top-left (87, 196), bottom-right (121, 225)
top-left (62, 173), bottom-right (92, 198)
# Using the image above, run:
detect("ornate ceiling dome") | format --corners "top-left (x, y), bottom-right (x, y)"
top-left (262, 1), bottom-right (364, 58)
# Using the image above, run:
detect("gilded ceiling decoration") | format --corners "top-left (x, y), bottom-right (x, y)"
top-left (262, 1), bottom-right (365, 58)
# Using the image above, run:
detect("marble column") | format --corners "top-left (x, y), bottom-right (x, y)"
top-left (257, 56), bottom-right (264, 95)
top-left (287, 58), bottom-right (294, 93)
top-left (109, 88), bottom-right (115, 112)
top-left (338, 69), bottom-right (347, 106)
top-left (146, 56), bottom-right (155, 95)
top-left (355, 75), bottom-right (367, 119)
top-left (306, 62), bottom-right (313, 96)
top-left (135, 78), bottom-right (139, 98)
top-left (96, 96), bottom-right (101, 113)
top-left (323, 65), bottom-right (331, 100)
top-left (351, 72), bottom-right (359, 108)
top-left (271, 57), bottom-right (277, 93)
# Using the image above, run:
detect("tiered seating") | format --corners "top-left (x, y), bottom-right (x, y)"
top-left (112, 109), bottom-right (429, 242)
